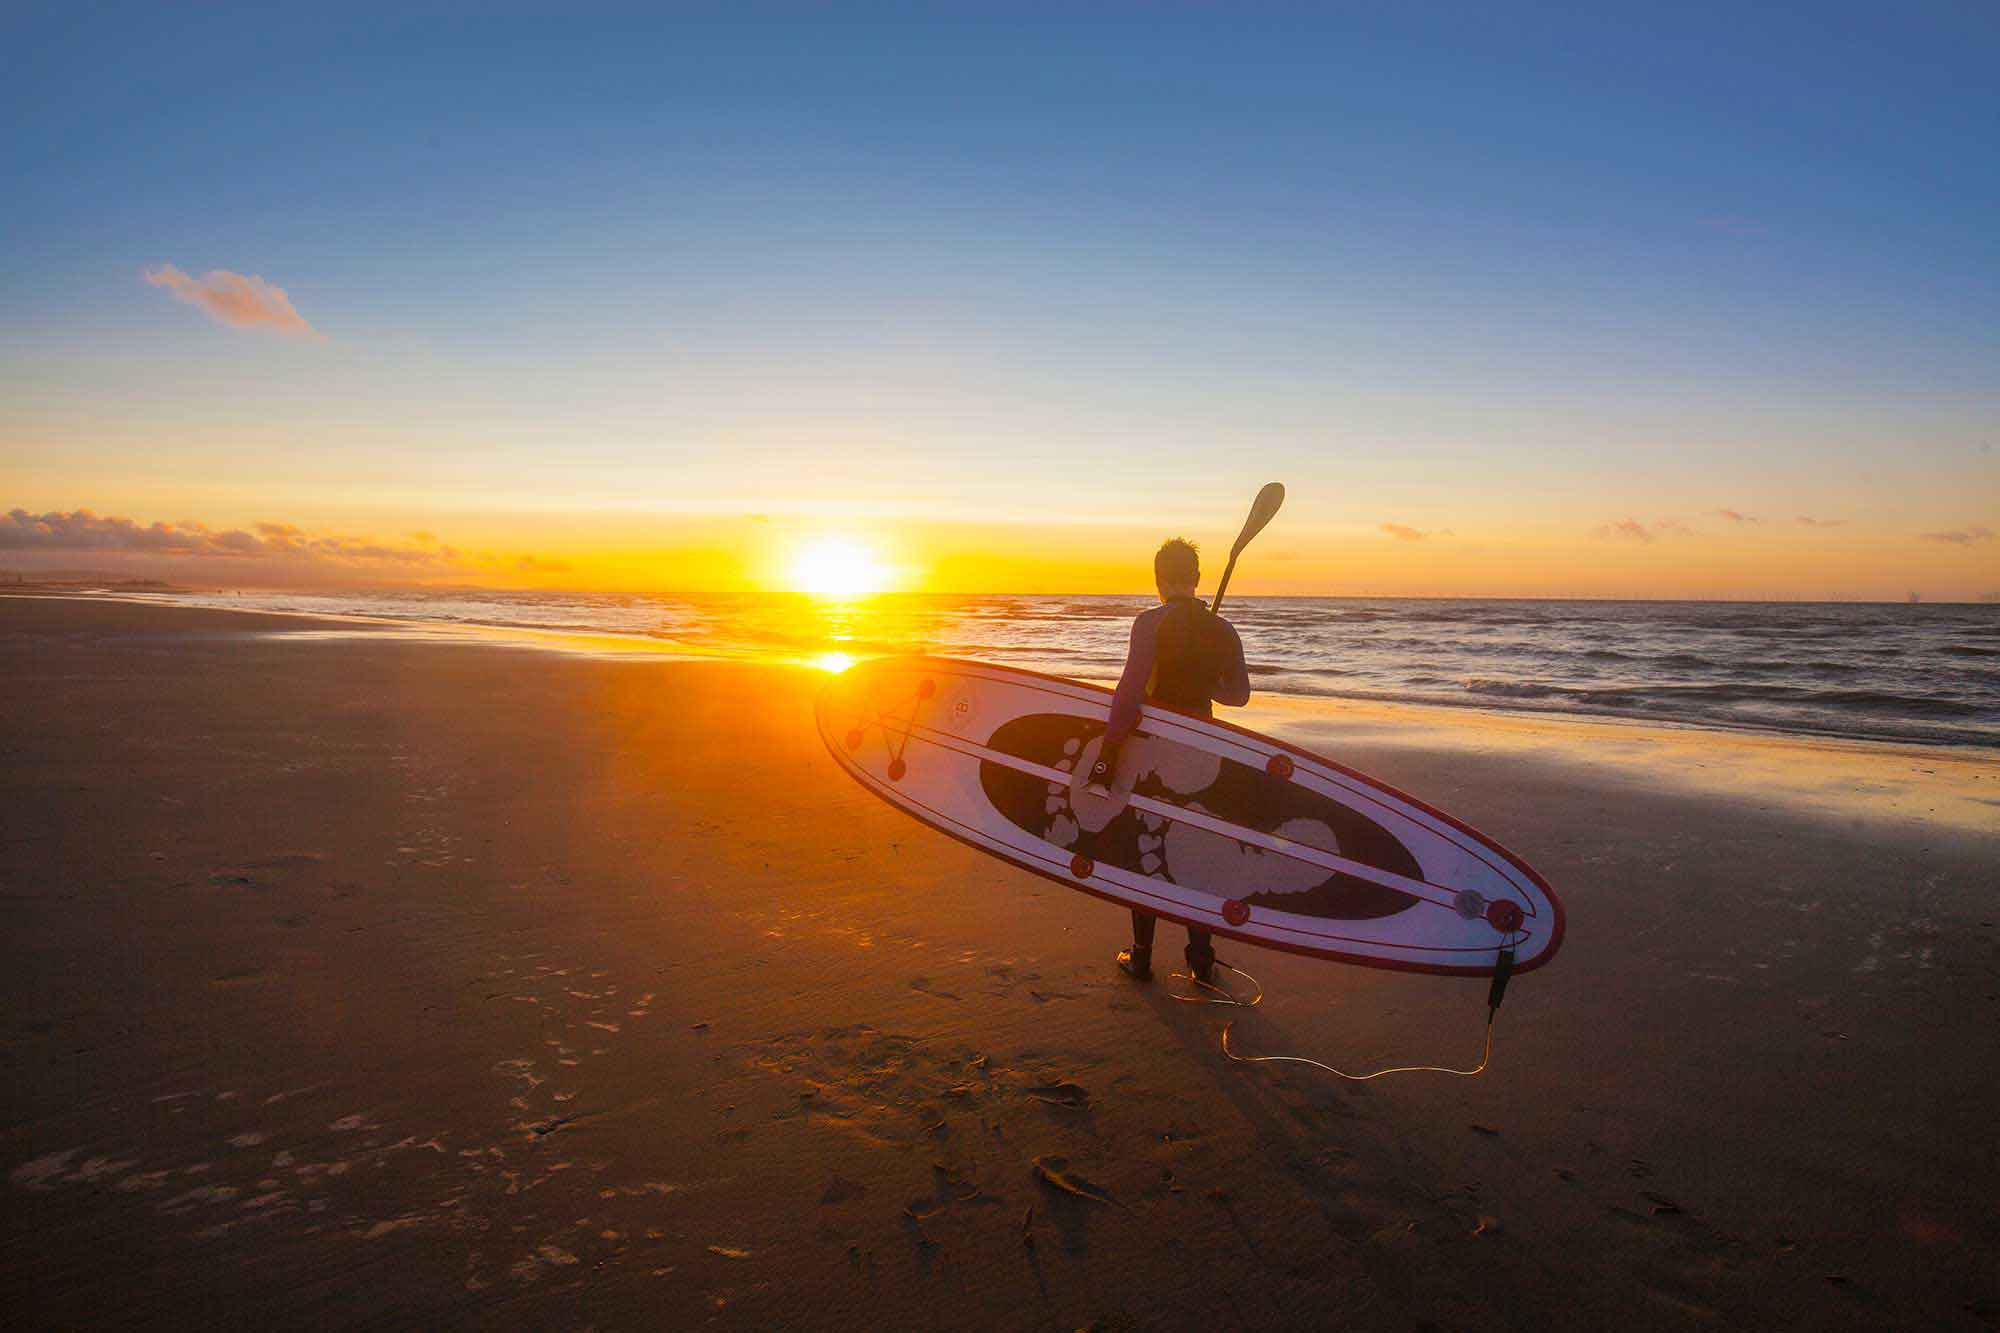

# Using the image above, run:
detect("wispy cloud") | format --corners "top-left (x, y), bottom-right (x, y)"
top-left (143, 264), bottom-right (320, 339)
top-left (1595, 519), bottom-right (1654, 544)
top-left (1795, 515), bottom-right (1846, 527)
top-left (1714, 508), bottom-right (1760, 524)
top-left (1381, 523), bottom-right (1454, 542)
top-left (1592, 517), bottom-right (1692, 544)
top-left (1919, 526), bottom-right (1993, 546)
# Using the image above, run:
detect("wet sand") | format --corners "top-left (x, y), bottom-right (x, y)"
top-left (2, 595), bottom-right (1996, 1329)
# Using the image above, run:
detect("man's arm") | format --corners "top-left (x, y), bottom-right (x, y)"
top-left (1104, 611), bottom-right (1159, 745)
top-left (1212, 620), bottom-right (1251, 708)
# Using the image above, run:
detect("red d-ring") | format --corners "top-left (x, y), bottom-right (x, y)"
top-left (1222, 899), bottom-right (1250, 926)
top-left (917, 679), bottom-right (936, 699)
top-left (1266, 754), bottom-right (1294, 780)
top-left (1069, 854), bottom-right (1094, 878)
top-left (844, 729), bottom-right (863, 750)
top-left (1485, 899), bottom-right (1524, 933)
top-left (886, 759), bottom-right (907, 782)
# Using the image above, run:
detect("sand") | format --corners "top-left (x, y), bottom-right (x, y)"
top-left (2, 595), bottom-right (1996, 1329)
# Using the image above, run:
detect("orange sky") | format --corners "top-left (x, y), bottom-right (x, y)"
top-left (4, 497), bottom-right (1994, 602)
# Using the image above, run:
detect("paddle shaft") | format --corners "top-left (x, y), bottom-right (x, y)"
top-left (1210, 551), bottom-right (1245, 614)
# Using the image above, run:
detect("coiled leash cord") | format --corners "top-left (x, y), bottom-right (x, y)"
top-left (1170, 940), bottom-right (1518, 1082)
top-left (1167, 960), bottom-right (1264, 1007)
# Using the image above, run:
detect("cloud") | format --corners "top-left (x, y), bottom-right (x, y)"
top-left (1592, 515), bottom-right (1689, 544)
top-left (1381, 523), bottom-right (1454, 542)
top-left (1594, 519), bottom-right (1654, 543)
top-left (143, 264), bottom-right (320, 338)
top-left (3, 507), bottom-right (467, 571)
top-left (1795, 515), bottom-right (1846, 527)
top-left (515, 554), bottom-right (572, 573)
top-left (1590, 516), bottom-right (1700, 544)
top-left (1714, 509), bottom-right (1760, 524)
top-left (2, 508), bottom-right (271, 557)
top-left (1919, 526), bottom-right (1993, 546)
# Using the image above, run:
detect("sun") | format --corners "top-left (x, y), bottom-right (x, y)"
top-left (789, 537), bottom-right (888, 597)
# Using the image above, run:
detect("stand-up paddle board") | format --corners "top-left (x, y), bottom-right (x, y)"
top-left (816, 656), bottom-right (1562, 976)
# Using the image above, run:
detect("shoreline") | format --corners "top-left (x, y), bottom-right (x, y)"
top-left (12, 589), bottom-right (1994, 753)
top-left (11, 590), bottom-right (1997, 834)
top-left (4, 594), bottom-right (1996, 1327)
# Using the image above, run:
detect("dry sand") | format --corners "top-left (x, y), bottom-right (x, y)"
top-left (2, 595), bottom-right (1996, 1329)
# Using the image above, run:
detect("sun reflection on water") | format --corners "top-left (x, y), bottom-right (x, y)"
top-left (811, 650), bottom-right (856, 673)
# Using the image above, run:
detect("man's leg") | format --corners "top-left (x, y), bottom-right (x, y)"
top-left (1119, 908), bottom-right (1156, 980)
top-left (1184, 927), bottom-right (1217, 984)
top-left (1132, 909), bottom-right (1157, 953)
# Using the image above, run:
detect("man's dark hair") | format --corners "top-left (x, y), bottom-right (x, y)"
top-left (1154, 537), bottom-right (1200, 589)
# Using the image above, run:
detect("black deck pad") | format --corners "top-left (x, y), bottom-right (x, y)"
top-left (978, 713), bottom-right (1418, 922)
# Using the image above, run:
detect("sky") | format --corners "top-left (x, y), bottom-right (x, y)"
top-left (2, 1), bottom-right (1995, 599)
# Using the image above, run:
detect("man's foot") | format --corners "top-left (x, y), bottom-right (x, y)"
top-left (1116, 949), bottom-right (1153, 982)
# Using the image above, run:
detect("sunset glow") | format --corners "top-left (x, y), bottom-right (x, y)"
top-left (811, 650), bottom-right (857, 674)
top-left (788, 538), bottom-right (889, 598)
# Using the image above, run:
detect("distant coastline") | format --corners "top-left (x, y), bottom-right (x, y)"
top-left (0, 574), bottom-right (185, 593)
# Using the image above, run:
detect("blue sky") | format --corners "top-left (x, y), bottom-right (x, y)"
top-left (1, 1), bottom-right (1994, 596)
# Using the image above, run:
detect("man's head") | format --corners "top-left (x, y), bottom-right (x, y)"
top-left (1154, 537), bottom-right (1200, 599)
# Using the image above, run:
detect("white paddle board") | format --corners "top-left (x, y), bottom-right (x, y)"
top-left (816, 656), bottom-right (1563, 976)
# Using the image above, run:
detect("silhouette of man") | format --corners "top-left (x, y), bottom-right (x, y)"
top-left (1092, 537), bottom-right (1251, 983)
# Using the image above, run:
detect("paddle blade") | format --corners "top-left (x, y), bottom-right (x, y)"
top-left (1230, 482), bottom-right (1286, 557)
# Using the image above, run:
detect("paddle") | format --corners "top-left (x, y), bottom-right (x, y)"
top-left (1210, 482), bottom-right (1285, 614)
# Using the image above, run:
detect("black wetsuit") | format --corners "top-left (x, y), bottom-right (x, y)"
top-left (1111, 595), bottom-right (1249, 974)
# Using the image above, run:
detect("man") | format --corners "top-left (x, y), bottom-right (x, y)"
top-left (1092, 537), bottom-right (1252, 984)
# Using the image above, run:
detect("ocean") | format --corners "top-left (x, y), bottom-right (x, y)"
top-left (117, 588), bottom-right (2000, 748)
